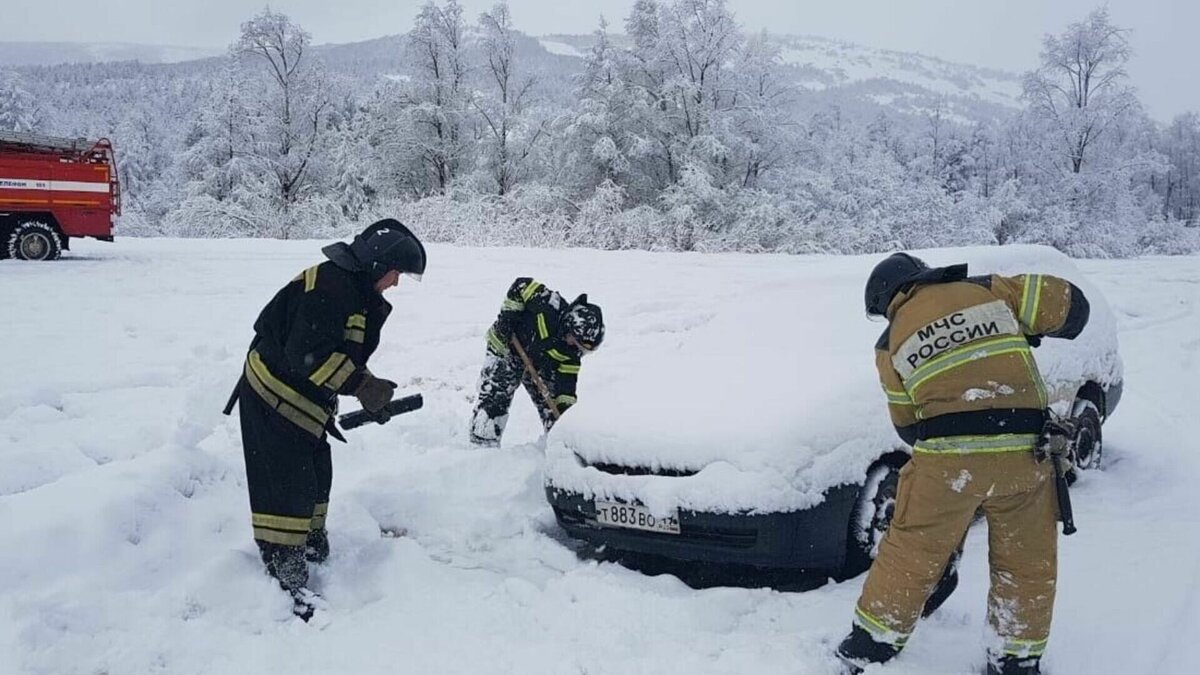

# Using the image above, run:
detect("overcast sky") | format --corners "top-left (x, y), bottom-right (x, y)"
top-left (5, 0), bottom-right (1197, 119)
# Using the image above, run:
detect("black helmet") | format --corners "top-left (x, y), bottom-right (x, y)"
top-left (564, 294), bottom-right (605, 351)
top-left (864, 252), bottom-right (928, 318)
top-left (350, 219), bottom-right (427, 281)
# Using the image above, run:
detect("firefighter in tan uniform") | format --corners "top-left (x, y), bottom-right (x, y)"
top-left (837, 253), bottom-right (1090, 675)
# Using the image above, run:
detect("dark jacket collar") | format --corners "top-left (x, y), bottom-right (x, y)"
top-left (886, 263), bottom-right (969, 318)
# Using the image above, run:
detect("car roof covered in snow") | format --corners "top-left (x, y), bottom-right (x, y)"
top-left (545, 245), bottom-right (1122, 515)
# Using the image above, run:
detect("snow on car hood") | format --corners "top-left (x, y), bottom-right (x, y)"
top-left (545, 245), bottom-right (1122, 515)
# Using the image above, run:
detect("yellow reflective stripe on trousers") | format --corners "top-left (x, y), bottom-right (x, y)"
top-left (502, 298), bottom-right (525, 311)
top-left (312, 502), bottom-right (329, 529)
top-left (536, 313), bottom-right (549, 340)
top-left (1001, 636), bottom-right (1048, 657)
top-left (253, 513), bottom-right (311, 531)
top-left (554, 394), bottom-right (577, 406)
top-left (252, 512), bottom-right (312, 546)
top-left (557, 364), bottom-right (580, 375)
top-left (1020, 275), bottom-right (1044, 328)
top-left (903, 336), bottom-right (1033, 395)
top-left (487, 328), bottom-right (508, 354)
top-left (346, 314), bottom-right (367, 329)
top-left (521, 281), bottom-right (543, 302)
top-left (303, 265), bottom-right (319, 293)
top-left (883, 387), bottom-right (914, 406)
top-left (546, 348), bottom-right (571, 362)
top-left (254, 527), bottom-right (309, 546)
top-left (913, 433), bottom-right (1039, 454)
top-left (344, 328), bottom-right (366, 344)
top-left (854, 607), bottom-right (910, 647)
top-left (310, 352), bottom-right (348, 388)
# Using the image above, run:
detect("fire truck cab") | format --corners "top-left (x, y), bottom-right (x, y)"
top-left (0, 130), bottom-right (121, 261)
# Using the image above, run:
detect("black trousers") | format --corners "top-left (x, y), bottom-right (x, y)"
top-left (238, 380), bottom-right (331, 590)
top-left (471, 351), bottom-right (559, 444)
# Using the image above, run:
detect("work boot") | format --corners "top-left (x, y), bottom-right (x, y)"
top-left (469, 433), bottom-right (500, 448)
top-left (290, 587), bottom-right (325, 622)
top-left (985, 654), bottom-right (1041, 675)
top-left (836, 625), bottom-right (901, 673)
top-left (257, 541), bottom-right (309, 593)
top-left (835, 653), bottom-right (864, 675)
top-left (305, 528), bottom-right (330, 563)
top-left (469, 408), bottom-right (504, 447)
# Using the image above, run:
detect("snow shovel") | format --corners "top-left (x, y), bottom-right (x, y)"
top-left (510, 336), bottom-right (561, 421)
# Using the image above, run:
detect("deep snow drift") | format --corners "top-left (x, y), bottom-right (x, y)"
top-left (0, 239), bottom-right (1197, 675)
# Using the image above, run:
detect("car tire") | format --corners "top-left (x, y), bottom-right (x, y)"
top-left (844, 457), bottom-right (904, 578)
top-left (8, 221), bottom-right (63, 261)
top-left (1070, 398), bottom-right (1103, 472)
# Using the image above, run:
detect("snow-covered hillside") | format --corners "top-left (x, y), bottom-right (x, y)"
top-left (539, 32), bottom-right (1022, 121)
top-left (774, 35), bottom-right (1021, 120)
top-left (4, 30), bottom-right (1022, 122)
top-left (1, 240), bottom-right (1198, 674)
top-left (0, 41), bottom-right (223, 66)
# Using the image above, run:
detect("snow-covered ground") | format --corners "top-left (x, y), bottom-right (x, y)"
top-left (1, 239), bottom-right (1197, 675)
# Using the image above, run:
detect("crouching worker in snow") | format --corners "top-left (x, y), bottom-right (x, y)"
top-left (469, 278), bottom-right (604, 447)
top-left (836, 253), bottom-right (1090, 675)
top-left (223, 219), bottom-right (426, 621)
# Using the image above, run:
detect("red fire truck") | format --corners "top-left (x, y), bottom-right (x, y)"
top-left (0, 130), bottom-right (121, 261)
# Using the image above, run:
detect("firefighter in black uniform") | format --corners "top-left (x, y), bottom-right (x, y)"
top-left (469, 278), bottom-right (605, 446)
top-left (226, 219), bottom-right (426, 620)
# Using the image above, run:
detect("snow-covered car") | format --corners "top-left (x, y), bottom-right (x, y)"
top-left (543, 245), bottom-right (1123, 581)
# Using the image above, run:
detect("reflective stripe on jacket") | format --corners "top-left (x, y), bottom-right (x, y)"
top-left (485, 277), bottom-right (583, 405)
top-left (246, 261), bottom-right (391, 436)
top-left (876, 273), bottom-right (1089, 449)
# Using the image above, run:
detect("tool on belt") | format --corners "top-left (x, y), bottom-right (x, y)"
top-left (510, 336), bottom-right (562, 421)
top-left (1036, 417), bottom-right (1078, 536)
top-left (338, 393), bottom-right (424, 430)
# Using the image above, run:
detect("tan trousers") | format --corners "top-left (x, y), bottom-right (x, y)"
top-left (854, 451), bottom-right (1058, 658)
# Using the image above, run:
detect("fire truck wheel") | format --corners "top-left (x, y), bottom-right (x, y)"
top-left (8, 221), bottom-right (63, 261)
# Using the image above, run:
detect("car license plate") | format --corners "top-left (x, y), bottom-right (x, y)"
top-left (595, 500), bottom-right (680, 534)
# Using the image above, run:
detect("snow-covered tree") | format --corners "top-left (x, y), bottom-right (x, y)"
top-left (178, 62), bottom-right (248, 204)
top-left (1022, 8), bottom-right (1137, 176)
top-left (1016, 7), bottom-right (1168, 255)
top-left (233, 8), bottom-right (335, 237)
top-left (623, 0), bottom-right (744, 192)
top-left (404, 0), bottom-right (471, 194)
top-left (1156, 113), bottom-right (1200, 224)
top-left (729, 32), bottom-right (797, 190)
top-left (558, 17), bottom-right (650, 199)
top-left (473, 2), bottom-right (547, 195)
top-left (0, 69), bottom-right (41, 132)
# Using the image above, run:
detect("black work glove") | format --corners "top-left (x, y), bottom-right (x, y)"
top-left (354, 374), bottom-right (397, 415)
top-left (1026, 334), bottom-right (1043, 348)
